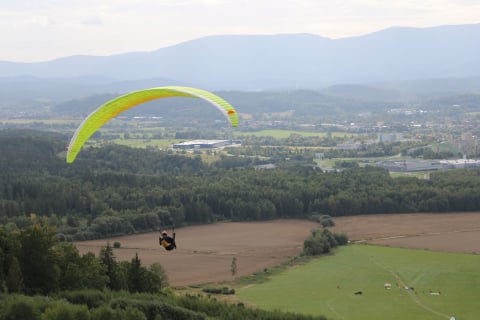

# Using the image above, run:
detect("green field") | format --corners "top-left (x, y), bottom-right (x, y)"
top-left (236, 129), bottom-right (356, 139)
top-left (112, 138), bottom-right (180, 149)
top-left (238, 245), bottom-right (479, 320)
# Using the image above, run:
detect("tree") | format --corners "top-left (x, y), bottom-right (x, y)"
top-left (148, 262), bottom-right (169, 291)
top-left (5, 256), bottom-right (24, 293)
top-left (0, 226), bottom-right (20, 292)
top-left (99, 242), bottom-right (123, 290)
top-left (56, 242), bottom-right (84, 290)
top-left (230, 256), bottom-right (237, 279)
top-left (80, 252), bottom-right (109, 290)
top-left (127, 253), bottom-right (147, 293)
top-left (17, 224), bottom-right (60, 294)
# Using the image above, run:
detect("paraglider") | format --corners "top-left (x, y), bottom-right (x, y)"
top-left (66, 86), bottom-right (239, 163)
top-left (159, 229), bottom-right (176, 251)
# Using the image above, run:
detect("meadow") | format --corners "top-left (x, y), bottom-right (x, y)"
top-left (237, 244), bottom-right (478, 320)
top-left (112, 138), bottom-right (180, 149)
top-left (235, 129), bottom-right (356, 139)
top-left (75, 213), bottom-right (480, 320)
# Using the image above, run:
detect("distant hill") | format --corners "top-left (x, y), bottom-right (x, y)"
top-left (1, 24), bottom-right (479, 91)
top-left (0, 76), bottom-right (186, 106)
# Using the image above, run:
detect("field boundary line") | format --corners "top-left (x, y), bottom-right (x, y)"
top-left (371, 257), bottom-right (451, 319)
top-left (326, 298), bottom-right (346, 320)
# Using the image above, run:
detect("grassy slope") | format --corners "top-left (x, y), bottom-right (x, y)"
top-left (237, 245), bottom-right (479, 320)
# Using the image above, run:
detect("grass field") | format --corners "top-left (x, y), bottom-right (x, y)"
top-left (235, 129), bottom-right (357, 139)
top-left (111, 138), bottom-right (180, 149)
top-left (237, 244), bottom-right (478, 320)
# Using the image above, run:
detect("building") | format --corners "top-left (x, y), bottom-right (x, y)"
top-left (440, 159), bottom-right (480, 169)
top-left (376, 158), bottom-right (480, 172)
top-left (254, 163), bottom-right (276, 170)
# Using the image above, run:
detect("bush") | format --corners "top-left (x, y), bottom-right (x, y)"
top-left (90, 305), bottom-right (116, 320)
top-left (221, 287), bottom-right (235, 295)
top-left (319, 215), bottom-right (335, 227)
top-left (57, 289), bottom-right (107, 309)
top-left (110, 297), bottom-right (203, 320)
top-left (309, 214), bottom-right (335, 227)
top-left (40, 302), bottom-right (90, 320)
top-left (320, 218), bottom-right (335, 227)
top-left (113, 241), bottom-right (121, 249)
top-left (1, 299), bottom-right (41, 320)
top-left (334, 233), bottom-right (349, 245)
top-left (303, 229), bottom-right (348, 256)
top-left (202, 287), bottom-right (222, 294)
top-left (202, 287), bottom-right (235, 295)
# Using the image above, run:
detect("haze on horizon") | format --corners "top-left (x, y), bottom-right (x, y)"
top-left (1, 0), bottom-right (479, 63)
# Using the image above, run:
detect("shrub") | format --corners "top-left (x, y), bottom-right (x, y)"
top-left (222, 287), bottom-right (235, 295)
top-left (320, 217), bottom-right (335, 227)
top-left (1, 299), bottom-right (41, 320)
top-left (40, 302), bottom-right (90, 320)
top-left (90, 305), bottom-right (116, 320)
top-left (309, 214), bottom-right (335, 227)
top-left (303, 228), bottom-right (349, 256)
top-left (202, 287), bottom-right (235, 295)
top-left (202, 287), bottom-right (222, 294)
top-left (334, 233), bottom-right (349, 245)
top-left (57, 289), bottom-right (107, 309)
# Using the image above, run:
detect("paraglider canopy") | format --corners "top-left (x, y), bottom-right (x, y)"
top-left (66, 86), bottom-right (239, 163)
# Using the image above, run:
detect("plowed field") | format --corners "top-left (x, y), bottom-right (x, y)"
top-left (76, 213), bottom-right (480, 286)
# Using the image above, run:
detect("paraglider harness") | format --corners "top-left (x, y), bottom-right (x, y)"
top-left (159, 226), bottom-right (176, 251)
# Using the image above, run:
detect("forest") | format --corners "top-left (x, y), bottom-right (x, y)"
top-left (2, 128), bottom-right (479, 319)
top-left (2, 129), bottom-right (480, 241)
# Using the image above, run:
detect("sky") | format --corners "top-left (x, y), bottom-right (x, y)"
top-left (1, 0), bottom-right (479, 62)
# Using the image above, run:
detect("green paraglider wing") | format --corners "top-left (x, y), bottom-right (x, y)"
top-left (66, 86), bottom-right (238, 163)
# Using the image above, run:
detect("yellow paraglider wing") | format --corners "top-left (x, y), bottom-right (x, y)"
top-left (66, 86), bottom-right (238, 163)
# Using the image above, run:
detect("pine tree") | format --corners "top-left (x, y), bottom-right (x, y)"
top-left (99, 242), bottom-right (120, 290)
top-left (5, 256), bottom-right (24, 293)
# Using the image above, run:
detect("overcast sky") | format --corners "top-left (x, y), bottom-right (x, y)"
top-left (1, 0), bottom-right (479, 62)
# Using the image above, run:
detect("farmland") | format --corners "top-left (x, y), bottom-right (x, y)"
top-left (331, 212), bottom-right (480, 254)
top-left (77, 213), bottom-right (480, 284)
top-left (236, 213), bottom-right (480, 320)
top-left (75, 212), bottom-right (480, 319)
top-left (238, 245), bottom-right (478, 320)
top-left (75, 219), bottom-right (320, 287)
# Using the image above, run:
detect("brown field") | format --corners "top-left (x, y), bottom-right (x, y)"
top-left (330, 212), bottom-right (480, 254)
top-left (76, 220), bottom-right (318, 287)
top-left (75, 213), bottom-right (480, 287)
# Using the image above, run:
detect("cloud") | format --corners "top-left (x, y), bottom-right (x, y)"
top-left (1, 0), bottom-right (479, 62)
top-left (81, 16), bottom-right (104, 26)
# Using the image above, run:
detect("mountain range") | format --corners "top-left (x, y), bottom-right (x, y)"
top-left (1, 23), bottom-right (479, 92)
